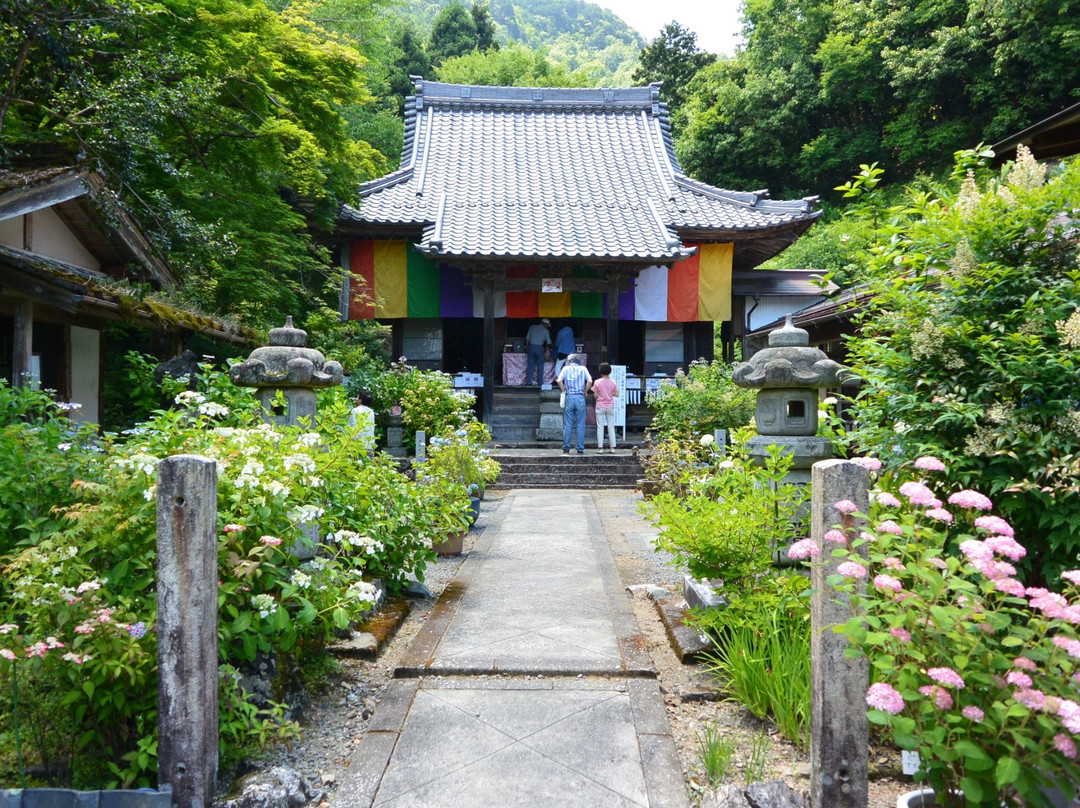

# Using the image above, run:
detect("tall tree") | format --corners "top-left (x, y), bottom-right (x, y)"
top-left (435, 42), bottom-right (586, 87)
top-left (1, 0), bottom-right (391, 329)
top-left (471, 2), bottom-right (500, 52)
top-left (428, 1), bottom-right (477, 66)
top-left (631, 22), bottom-right (715, 118)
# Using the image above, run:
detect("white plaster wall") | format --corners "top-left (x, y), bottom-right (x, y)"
top-left (0, 215), bottom-right (22, 247)
top-left (747, 295), bottom-right (826, 331)
top-left (69, 326), bottom-right (101, 426)
top-left (30, 208), bottom-right (100, 270)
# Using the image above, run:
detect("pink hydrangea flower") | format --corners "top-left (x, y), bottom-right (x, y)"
top-left (974, 515), bottom-right (1014, 538)
top-left (1055, 734), bottom-right (1078, 760)
top-left (927, 557), bottom-right (949, 570)
top-left (984, 535), bottom-right (1026, 561)
top-left (890, 627), bottom-right (912, 642)
top-left (0, 649), bottom-right (15, 661)
top-left (852, 456), bottom-right (883, 472)
top-left (960, 540), bottom-right (993, 563)
top-left (260, 535), bottom-right (283, 546)
top-left (975, 559), bottom-right (1017, 580)
top-left (1061, 570), bottom-right (1080, 587)
top-left (1014, 689), bottom-right (1046, 710)
top-left (874, 574), bottom-right (903, 593)
top-left (914, 456), bottom-right (947, 471)
top-left (873, 491), bottom-right (902, 509)
top-left (834, 499), bottom-right (858, 513)
top-left (899, 481), bottom-right (938, 506)
top-left (223, 523), bottom-right (246, 533)
top-left (866, 682), bottom-right (904, 714)
top-left (927, 667), bottom-right (966, 688)
top-left (824, 529), bottom-right (848, 544)
top-left (883, 557), bottom-right (903, 571)
top-left (1013, 657), bottom-right (1038, 672)
top-left (962, 705), bottom-right (984, 722)
top-left (1058, 700), bottom-right (1080, 733)
top-left (859, 531), bottom-right (876, 542)
top-left (925, 507), bottom-right (953, 523)
top-left (788, 538), bottom-right (820, 560)
top-left (837, 561), bottom-right (868, 578)
top-left (919, 685), bottom-right (954, 710)
top-left (948, 490), bottom-right (993, 510)
top-left (1053, 635), bottom-right (1080, 659)
top-left (877, 520), bottom-right (904, 535)
top-left (1006, 670), bottom-right (1033, 688)
top-left (993, 578), bottom-right (1027, 597)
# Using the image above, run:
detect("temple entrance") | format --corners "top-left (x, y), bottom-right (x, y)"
top-left (443, 317), bottom-right (484, 375)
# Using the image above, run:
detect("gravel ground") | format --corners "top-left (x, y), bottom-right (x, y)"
top-left (236, 489), bottom-right (913, 807)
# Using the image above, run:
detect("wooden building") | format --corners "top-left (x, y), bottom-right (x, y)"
top-left (0, 165), bottom-right (253, 424)
top-left (333, 80), bottom-right (821, 422)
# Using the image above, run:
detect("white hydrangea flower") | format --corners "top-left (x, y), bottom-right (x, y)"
top-left (290, 571), bottom-right (311, 589)
top-left (283, 454), bottom-right (316, 474)
top-left (297, 432), bottom-right (321, 447)
top-left (263, 479), bottom-right (289, 497)
top-left (175, 391), bottom-right (206, 406)
top-left (288, 504), bottom-right (325, 523)
top-left (251, 593), bottom-right (276, 618)
top-left (198, 402), bottom-right (229, 417)
top-left (349, 581), bottom-right (378, 605)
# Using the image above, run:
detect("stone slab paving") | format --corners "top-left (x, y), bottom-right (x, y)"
top-left (333, 489), bottom-right (689, 808)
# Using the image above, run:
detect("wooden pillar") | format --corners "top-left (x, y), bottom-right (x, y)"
top-left (606, 275), bottom-right (620, 365)
top-left (157, 455), bottom-right (218, 808)
top-left (810, 459), bottom-right (869, 808)
top-left (482, 277), bottom-right (495, 422)
top-left (12, 298), bottom-right (33, 388)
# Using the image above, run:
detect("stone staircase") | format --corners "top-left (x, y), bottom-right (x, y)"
top-left (490, 449), bottom-right (644, 490)
top-left (489, 387), bottom-right (541, 442)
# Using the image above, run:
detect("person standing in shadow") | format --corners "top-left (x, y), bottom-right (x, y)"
top-left (524, 317), bottom-right (551, 385)
top-left (553, 322), bottom-right (575, 376)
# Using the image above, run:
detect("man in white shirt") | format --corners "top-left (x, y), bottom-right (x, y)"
top-left (557, 354), bottom-right (592, 454)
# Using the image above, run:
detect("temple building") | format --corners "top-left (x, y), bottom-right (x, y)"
top-left (333, 79), bottom-right (821, 425)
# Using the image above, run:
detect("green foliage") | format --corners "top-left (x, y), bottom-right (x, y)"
top-left (842, 152), bottom-right (1080, 583)
top-left (647, 360), bottom-right (755, 441)
top-left (676, 0), bottom-right (1080, 199)
top-left (0, 365), bottom-right (469, 786)
top-left (0, 383), bottom-right (101, 557)
top-left (697, 722), bottom-right (735, 787)
top-left (416, 422), bottom-right (500, 493)
top-left (1, 0), bottom-right (391, 331)
top-left (436, 41), bottom-right (588, 86)
top-left (829, 472), bottom-right (1080, 806)
top-left (693, 574), bottom-right (812, 747)
top-left (371, 359), bottom-right (477, 448)
top-left (641, 434), bottom-right (807, 591)
top-left (631, 22), bottom-right (715, 122)
top-left (428, 1), bottom-right (484, 65)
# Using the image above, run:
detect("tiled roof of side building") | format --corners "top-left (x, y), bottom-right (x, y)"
top-left (340, 79), bottom-right (819, 265)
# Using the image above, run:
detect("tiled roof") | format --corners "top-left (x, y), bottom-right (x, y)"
top-left (341, 80), bottom-right (819, 265)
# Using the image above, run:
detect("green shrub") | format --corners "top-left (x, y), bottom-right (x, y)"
top-left (0, 364), bottom-right (470, 787)
top-left (648, 359), bottom-right (755, 441)
top-left (842, 150), bottom-right (1080, 583)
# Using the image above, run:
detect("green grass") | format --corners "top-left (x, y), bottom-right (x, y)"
top-left (703, 610), bottom-right (811, 748)
top-left (698, 722), bottom-right (736, 786)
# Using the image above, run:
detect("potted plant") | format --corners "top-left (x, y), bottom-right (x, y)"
top-left (803, 457), bottom-right (1080, 807)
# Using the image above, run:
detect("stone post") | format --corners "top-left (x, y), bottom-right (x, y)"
top-left (157, 455), bottom-right (218, 808)
top-left (810, 459), bottom-right (869, 808)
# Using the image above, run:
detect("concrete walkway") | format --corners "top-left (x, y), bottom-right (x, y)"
top-left (333, 489), bottom-right (689, 808)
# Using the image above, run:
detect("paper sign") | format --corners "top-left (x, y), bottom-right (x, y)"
top-left (541, 278), bottom-right (563, 293)
top-left (901, 750), bottom-right (921, 776)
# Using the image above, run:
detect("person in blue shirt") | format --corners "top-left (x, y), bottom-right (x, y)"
top-left (553, 323), bottom-right (576, 375)
top-left (557, 353), bottom-right (592, 454)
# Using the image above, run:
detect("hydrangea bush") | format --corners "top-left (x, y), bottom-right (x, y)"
top-left (0, 364), bottom-right (469, 787)
top-left (807, 459), bottom-right (1080, 806)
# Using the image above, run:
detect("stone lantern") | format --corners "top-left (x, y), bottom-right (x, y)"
top-left (732, 315), bottom-right (847, 484)
top-left (229, 316), bottom-right (343, 427)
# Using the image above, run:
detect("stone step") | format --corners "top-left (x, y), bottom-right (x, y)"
top-left (490, 478), bottom-right (640, 490)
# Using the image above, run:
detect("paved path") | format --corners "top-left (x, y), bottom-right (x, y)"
top-left (333, 489), bottom-right (689, 808)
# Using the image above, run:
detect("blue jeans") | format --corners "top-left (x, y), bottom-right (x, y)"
top-left (563, 393), bottom-right (586, 451)
top-left (526, 343), bottom-right (546, 385)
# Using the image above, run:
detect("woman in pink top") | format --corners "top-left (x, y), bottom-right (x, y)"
top-left (590, 362), bottom-right (619, 452)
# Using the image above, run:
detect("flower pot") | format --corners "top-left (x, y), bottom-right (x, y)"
top-left (897, 790), bottom-right (936, 808)
top-left (432, 530), bottom-right (465, 556)
top-left (637, 479), bottom-right (660, 499)
top-left (468, 496), bottom-right (481, 526)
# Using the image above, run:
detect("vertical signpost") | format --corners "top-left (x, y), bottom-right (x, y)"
top-left (610, 364), bottom-right (627, 441)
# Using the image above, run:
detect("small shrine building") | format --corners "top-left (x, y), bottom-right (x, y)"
top-left (334, 79), bottom-right (821, 421)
